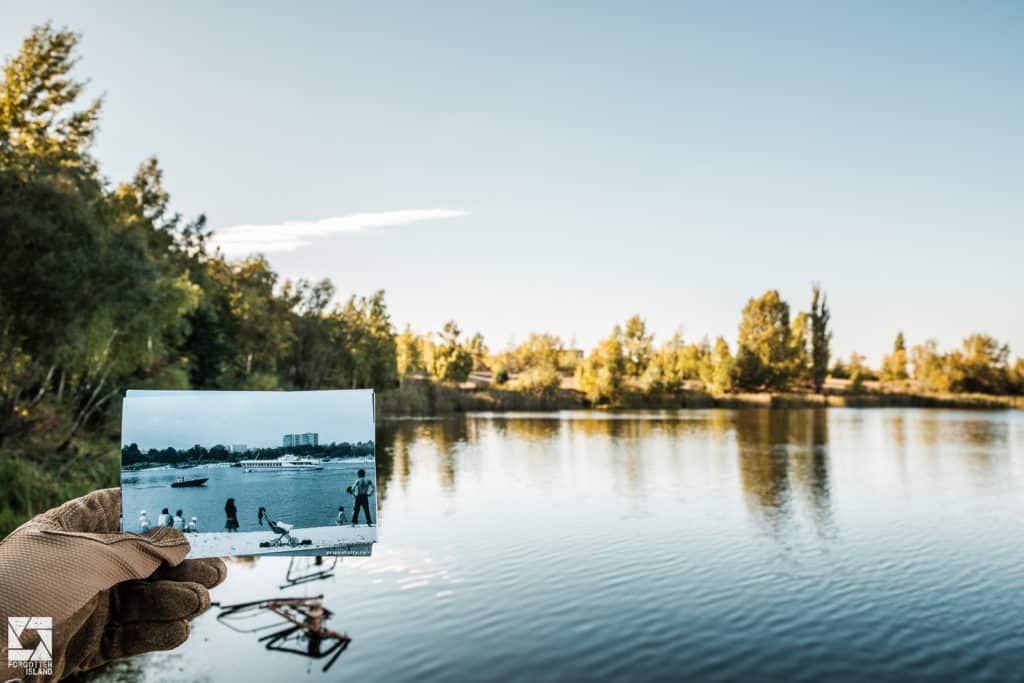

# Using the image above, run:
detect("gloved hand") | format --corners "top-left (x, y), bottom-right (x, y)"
top-left (0, 488), bottom-right (227, 682)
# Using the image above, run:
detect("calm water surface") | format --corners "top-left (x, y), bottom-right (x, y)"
top-left (93, 409), bottom-right (1024, 682)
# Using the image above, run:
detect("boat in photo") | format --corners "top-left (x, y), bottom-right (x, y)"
top-left (171, 476), bottom-right (209, 487)
top-left (241, 454), bottom-right (323, 472)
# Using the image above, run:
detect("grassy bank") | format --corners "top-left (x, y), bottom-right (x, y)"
top-left (0, 403), bottom-right (121, 536)
top-left (377, 380), bottom-right (1024, 415)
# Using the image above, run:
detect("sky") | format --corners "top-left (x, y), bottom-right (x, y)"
top-left (121, 390), bottom-right (375, 450)
top-left (2, 1), bottom-right (1022, 364)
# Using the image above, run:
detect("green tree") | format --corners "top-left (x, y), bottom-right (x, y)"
top-left (699, 336), bottom-right (735, 394)
top-left (338, 290), bottom-right (398, 390)
top-left (432, 321), bottom-right (473, 383)
top-left (284, 278), bottom-right (337, 389)
top-left (735, 290), bottom-right (793, 391)
top-left (952, 333), bottom-right (1011, 394)
top-left (640, 331), bottom-right (687, 394)
top-left (847, 352), bottom-right (869, 393)
top-left (880, 332), bottom-right (909, 384)
top-left (575, 326), bottom-right (625, 404)
top-left (809, 285), bottom-right (831, 393)
top-left (911, 340), bottom-right (951, 392)
top-left (622, 315), bottom-right (653, 377)
top-left (512, 333), bottom-right (564, 374)
top-left (789, 311), bottom-right (812, 386)
top-left (467, 332), bottom-right (489, 371)
top-left (0, 23), bottom-right (101, 182)
top-left (396, 325), bottom-right (424, 383)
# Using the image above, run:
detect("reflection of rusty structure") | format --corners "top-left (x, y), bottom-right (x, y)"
top-left (281, 555), bottom-right (338, 588)
top-left (216, 595), bottom-right (351, 672)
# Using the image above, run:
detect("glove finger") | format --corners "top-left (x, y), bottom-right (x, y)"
top-left (112, 580), bottom-right (211, 623)
top-left (37, 487), bottom-right (122, 533)
top-left (98, 619), bottom-right (190, 664)
top-left (150, 557), bottom-right (228, 589)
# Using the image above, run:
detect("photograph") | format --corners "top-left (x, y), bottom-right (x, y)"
top-left (120, 390), bottom-right (377, 557)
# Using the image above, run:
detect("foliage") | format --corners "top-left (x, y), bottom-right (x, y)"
top-left (575, 326), bottom-right (625, 404)
top-left (121, 440), bottom-right (374, 467)
top-left (789, 312), bottom-right (812, 386)
top-left (880, 332), bottom-right (909, 384)
top-left (699, 337), bottom-right (735, 394)
top-left (430, 321), bottom-right (474, 383)
top-left (396, 325), bottom-right (424, 380)
top-left (847, 352), bottom-right (869, 393)
top-left (809, 285), bottom-right (831, 392)
top-left (734, 290), bottom-right (794, 391)
top-left (912, 334), bottom-right (1016, 395)
top-left (507, 333), bottom-right (564, 374)
top-left (510, 365), bottom-right (562, 398)
top-left (622, 315), bottom-right (653, 377)
top-left (492, 362), bottom-right (510, 386)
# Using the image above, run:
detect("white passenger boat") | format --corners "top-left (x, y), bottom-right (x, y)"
top-left (241, 454), bottom-right (323, 472)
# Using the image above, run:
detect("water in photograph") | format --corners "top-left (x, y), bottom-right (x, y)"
top-left (122, 460), bottom-right (377, 533)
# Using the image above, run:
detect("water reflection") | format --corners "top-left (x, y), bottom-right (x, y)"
top-left (216, 595), bottom-right (351, 673)
top-left (377, 409), bottom-right (841, 538)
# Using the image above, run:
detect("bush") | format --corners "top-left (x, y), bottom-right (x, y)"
top-left (510, 366), bottom-right (561, 398)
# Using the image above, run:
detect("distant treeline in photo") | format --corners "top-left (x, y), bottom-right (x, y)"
top-left (121, 441), bottom-right (374, 467)
top-left (1, 24), bottom-right (1022, 533)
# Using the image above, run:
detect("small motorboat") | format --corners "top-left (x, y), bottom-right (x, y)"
top-left (171, 477), bottom-right (209, 488)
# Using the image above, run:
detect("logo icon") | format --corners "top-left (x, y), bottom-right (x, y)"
top-left (7, 617), bottom-right (53, 675)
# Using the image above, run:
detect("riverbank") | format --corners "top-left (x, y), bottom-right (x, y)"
top-left (376, 380), bottom-right (1024, 416)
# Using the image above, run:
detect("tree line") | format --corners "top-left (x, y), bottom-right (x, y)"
top-left (121, 441), bottom-right (375, 467)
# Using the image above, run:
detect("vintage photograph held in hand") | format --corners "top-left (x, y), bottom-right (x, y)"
top-left (120, 390), bottom-right (377, 557)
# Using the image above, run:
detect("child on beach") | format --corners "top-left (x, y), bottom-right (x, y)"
top-left (138, 510), bottom-right (150, 532)
top-left (157, 507), bottom-right (171, 527)
top-left (173, 510), bottom-right (185, 530)
top-left (336, 506), bottom-right (348, 525)
top-left (186, 516), bottom-right (198, 532)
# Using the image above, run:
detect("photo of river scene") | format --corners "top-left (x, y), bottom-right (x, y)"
top-left (119, 390), bottom-right (378, 556)
top-left (94, 408), bottom-right (1024, 682)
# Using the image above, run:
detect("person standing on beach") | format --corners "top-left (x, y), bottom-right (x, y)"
top-left (350, 469), bottom-right (375, 526)
top-left (225, 498), bottom-right (239, 532)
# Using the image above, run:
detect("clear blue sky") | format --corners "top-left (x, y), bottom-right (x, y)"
top-left (3, 1), bottom-right (1022, 364)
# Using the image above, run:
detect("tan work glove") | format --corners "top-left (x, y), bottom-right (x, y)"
top-left (0, 488), bottom-right (227, 682)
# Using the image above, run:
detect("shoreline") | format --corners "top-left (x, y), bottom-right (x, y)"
top-left (376, 382), bottom-right (1024, 417)
top-left (123, 456), bottom-right (376, 472)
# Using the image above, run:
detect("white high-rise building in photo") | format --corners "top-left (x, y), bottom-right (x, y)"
top-left (283, 432), bottom-right (319, 448)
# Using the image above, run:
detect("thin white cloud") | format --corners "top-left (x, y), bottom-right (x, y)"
top-left (212, 209), bottom-right (470, 256)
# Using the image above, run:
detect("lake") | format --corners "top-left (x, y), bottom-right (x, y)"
top-left (91, 408), bottom-right (1024, 682)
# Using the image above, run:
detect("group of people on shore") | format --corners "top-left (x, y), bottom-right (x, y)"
top-left (139, 469), bottom-right (376, 534)
top-left (138, 507), bottom-right (198, 532)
